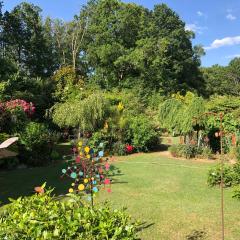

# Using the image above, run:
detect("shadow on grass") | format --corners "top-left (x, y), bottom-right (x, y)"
top-left (0, 162), bottom-right (71, 205)
top-left (185, 229), bottom-right (207, 240)
top-left (136, 222), bottom-right (155, 232)
top-left (150, 143), bottom-right (170, 152)
top-left (0, 140), bottom-right (126, 206)
top-left (0, 161), bottom-right (126, 205)
top-left (111, 181), bottom-right (128, 184)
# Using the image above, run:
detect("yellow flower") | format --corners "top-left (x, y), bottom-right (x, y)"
top-left (84, 146), bottom-right (90, 153)
top-left (78, 184), bottom-right (85, 191)
top-left (84, 179), bottom-right (88, 183)
top-left (104, 121), bottom-right (109, 129)
top-left (86, 154), bottom-right (91, 159)
top-left (117, 102), bottom-right (124, 111)
top-left (78, 141), bottom-right (83, 147)
top-left (68, 188), bottom-right (74, 193)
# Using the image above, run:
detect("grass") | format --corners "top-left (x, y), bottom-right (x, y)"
top-left (1, 152), bottom-right (240, 239)
top-left (160, 136), bottom-right (180, 145)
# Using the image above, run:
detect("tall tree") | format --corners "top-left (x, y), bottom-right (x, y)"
top-left (51, 9), bottom-right (89, 72)
top-left (84, 1), bottom-right (203, 93)
top-left (202, 58), bottom-right (240, 97)
top-left (0, 1), bottom-right (5, 59)
top-left (51, 19), bottom-right (68, 67)
top-left (201, 65), bottom-right (228, 96)
top-left (1, 3), bottom-right (55, 77)
top-left (227, 57), bottom-right (240, 95)
top-left (85, 0), bottom-right (147, 88)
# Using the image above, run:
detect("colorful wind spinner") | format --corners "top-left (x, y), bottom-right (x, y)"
top-left (61, 140), bottom-right (112, 207)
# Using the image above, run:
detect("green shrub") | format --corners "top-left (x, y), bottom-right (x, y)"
top-left (0, 109), bottom-right (11, 133)
top-left (169, 144), bottom-right (198, 159)
top-left (0, 107), bottom-right (28, 134)
top-left (236, 146), bottom-right (240, 161)
top-left (112, 141), bottom-right (126, 156)
top-left (0, 132), bottom-right (10, 142)
top-left (9, 107), bottom-right (29, 134)
top-left (50, 150), bottom-right (60, 161)
top-left (19, 122), bottom-right (54, 166)
top-left (169, 144), bottom-right (183, 158)
top-left (127, 116), bottom-right (158, 152)
top-left (0, 190), bottom-right (138, 239)
top-left (183, 144), bottom-right (198, 159)
top-left (88, 131), bottom-right (110, 152)
top-left (169, 144), bottom-right (213, 159)
top-left (228, 146), bottom-right (237, 160)
top-left (207, 164), bottom-right (235, 187)
top-left (228, 146), bottom-right (240, 161)
top-left (232, 186), bottom-right (240, 200)
top-left (0, 157), bottom-right (19, 170)
top-left (232, 163), bottom-right (240, 185)
top-left (197, 146), bottom-right (213, 159)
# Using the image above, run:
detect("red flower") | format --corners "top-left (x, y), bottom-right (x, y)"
top-left (104, 178), bottom-right (110, 185)
top-left (105, 163), bottom-right (110, 170)
top-left (75, 156), bottom-right (81, 163)
top-left (125, 144), bottom-right (134, 153)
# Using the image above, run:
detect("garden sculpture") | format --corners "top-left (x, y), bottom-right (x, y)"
top-left (61, 140), bottom-right (112, 207)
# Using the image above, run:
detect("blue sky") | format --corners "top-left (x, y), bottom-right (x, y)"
top-left (3, 0), bottom-right (240, 67)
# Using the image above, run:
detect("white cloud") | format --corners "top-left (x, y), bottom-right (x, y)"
top-left (226, 54), bottom-right (240, 59)
top-left (205, 36), bottom-right (240, 50)
top-left (197, 11), bottom-right (203, 17)
top-left (226, 13), bottom-right (237, 20)
top-left (185, 23), bottom-right (207, 34)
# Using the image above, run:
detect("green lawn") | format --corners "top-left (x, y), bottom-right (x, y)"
top-left (1, 153), bottom-right (240, 239)
top-left (160, 136), bottom-right (180, 145)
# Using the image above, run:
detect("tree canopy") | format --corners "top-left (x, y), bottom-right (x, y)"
top-left (0, 0), bottom-right (239, 136)
top-left (159, 92), bottom-right (205, 134)
top-left (84, 1), bottom-right (203, 93)
top-left (51, 93), bottom-right (109, 130)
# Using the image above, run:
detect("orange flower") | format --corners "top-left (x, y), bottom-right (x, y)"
top-left (34, 186), bottom-right (44, 194)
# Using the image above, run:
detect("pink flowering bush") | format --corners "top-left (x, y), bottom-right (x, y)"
top-left (0, 99), bottom-right (35, 133)
top-left (3, 99), bottom-right (35, 116)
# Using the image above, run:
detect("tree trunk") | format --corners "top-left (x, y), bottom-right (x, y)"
top-left (78, 125), bottom-right (81, 140)
top-left (197, 131), bottom-right (202, 149)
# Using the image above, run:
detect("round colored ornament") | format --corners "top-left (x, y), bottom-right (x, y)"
top-left (78, 184), bottom-right (85, 191)
top-left (70, 172), bottom-right (77, 179)
top-left (84, 146), bottom-right (90, 153)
